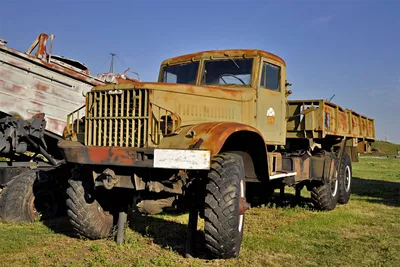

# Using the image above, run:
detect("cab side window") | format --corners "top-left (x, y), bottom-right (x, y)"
top-left (260, 62), bottom-right (280, 91)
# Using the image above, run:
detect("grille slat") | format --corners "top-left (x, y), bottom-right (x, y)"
top-left (87, 93), bottom-right (93, 146)
top-left (125, 90), bottom-right (130, 146)
top-left (138, 90), bottom-right (142, 147)
top-left (114, 95), bottom-right (119, 146)
top-left (120, 92), bottom-right (125, 147)
top-left (103, 93), bottom-right (108, 146)
top-left (132, 90), bottom-right (136, 147)
top-left (98, 92), bottom-right (102, 146)
top-left (86, 89), bottom-right (150, 148)
top-left (108, 95), bottom-right (112, 146)
top-left (93, 92), bottom-right (98, 146)
top-left (144, 90), bottom-right (148, 146)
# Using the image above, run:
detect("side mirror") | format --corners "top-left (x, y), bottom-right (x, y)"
top-left (285, 80), bottom-right (292, 97)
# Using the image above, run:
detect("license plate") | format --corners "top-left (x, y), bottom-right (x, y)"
top-left (153, 149), bottom-right (211, 170)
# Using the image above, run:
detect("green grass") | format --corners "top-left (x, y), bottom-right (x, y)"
top-left (0, 158), bottom-right (399, 266)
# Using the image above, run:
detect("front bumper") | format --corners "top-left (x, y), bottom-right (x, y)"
top-left (58, 140), bottom-right (210, 170)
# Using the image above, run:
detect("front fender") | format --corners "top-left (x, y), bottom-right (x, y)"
top-left (159, 122), bottom-right (265, 156)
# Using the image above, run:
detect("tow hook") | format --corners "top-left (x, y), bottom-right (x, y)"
top-left (239, 197), bottom-right (250, 215)
top-left (102, 168), bottom-right (118, 190)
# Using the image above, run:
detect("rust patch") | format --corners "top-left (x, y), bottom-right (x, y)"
top-left (36, 82), bottom-right (48, 92)
top-left (58, 140), bottom-right (154, 167)
top-left (161, 49), bottom-right (286, 66)
top-left (9, 84), bottom-right (23, 93)
top-left (238, 197), bottom-right (250, 215)
top-left (159, 121), bottom-right (266, 156)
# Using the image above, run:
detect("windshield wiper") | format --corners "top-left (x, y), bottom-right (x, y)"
top-left (224, 53), bottom-right (240, 69)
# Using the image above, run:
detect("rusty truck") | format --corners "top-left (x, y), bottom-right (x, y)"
top-left (0, 33), bottom-right (136, 222)
top-left (59, 49), bottom-right (375, 259)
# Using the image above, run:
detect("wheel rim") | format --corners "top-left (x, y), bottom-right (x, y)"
top-left (330, 179), bottom-right (338, 197)
top-left (345, 166), bottom-right (351, 192)
top-left (238, 180), bottom-right (244, 232)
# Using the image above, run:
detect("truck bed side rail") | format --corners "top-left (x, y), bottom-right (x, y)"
top-left (286, 100), bottom-right (375, 141)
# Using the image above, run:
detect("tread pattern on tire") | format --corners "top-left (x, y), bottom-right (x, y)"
top-left (311, 154), bottom-right (340, 211)
top-left (0, 170), bottom-right (38, 223)
top-left (310, 182), bottom-right (338, 211)
top-left (66, 168), bottom-right (113, 239)
top-left (338, 153), bottom-right (352, 204)
top-left (204, 153), bottom-right (245, 259)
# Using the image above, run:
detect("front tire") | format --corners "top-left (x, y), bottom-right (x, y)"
top-left (203, 153), bottom-right (246, 259)
top-left (338, 153), bottom-right (352, 204)
top-left (66, 168), bottom-right (114, 239)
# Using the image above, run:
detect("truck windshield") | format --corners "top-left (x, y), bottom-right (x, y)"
top-left (162, 62), bottom-right (199, 85)
top-left (201, 58), bottom-right (253, 85)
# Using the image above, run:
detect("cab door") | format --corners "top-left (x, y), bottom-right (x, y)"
top-left (256, 60), bottom-right (286, 145)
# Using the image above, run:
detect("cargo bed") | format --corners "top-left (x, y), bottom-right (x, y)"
top-left (286, 99), bottom-right (375, 141)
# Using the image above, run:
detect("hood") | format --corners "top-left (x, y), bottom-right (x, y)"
top-left (91, 81), bottom-right (254, 102)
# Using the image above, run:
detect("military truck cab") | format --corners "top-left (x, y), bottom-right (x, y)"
top-left (158, 49), bottom-right (287, 145)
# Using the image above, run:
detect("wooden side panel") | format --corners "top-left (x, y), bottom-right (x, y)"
top-left (0, 42), bottom-right (102, 136)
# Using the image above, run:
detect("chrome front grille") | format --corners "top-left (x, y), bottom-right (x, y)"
top-left (85, 89), bottom-right (150, 147)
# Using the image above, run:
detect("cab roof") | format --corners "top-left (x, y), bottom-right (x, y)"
top-left (161, 49), bottom-right (286, 66)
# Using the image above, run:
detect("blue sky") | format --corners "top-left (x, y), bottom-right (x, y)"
top-left (1, 0), bottom-right (399, 143)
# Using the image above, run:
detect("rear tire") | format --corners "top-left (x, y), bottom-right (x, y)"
top-left (204, 153), bottom-right (246, 259)
top-left (66, 168), bottom-right (113, 239)
top-left (310, 175), bottom-right (339, 211)
top-left (0, 170), bottom-right (58, 223)
top-left (338, 153), bottom-right (352, 204)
